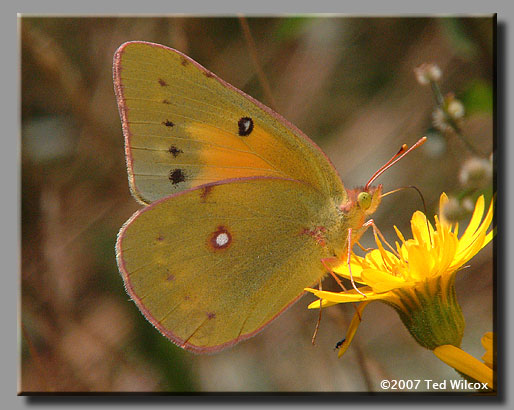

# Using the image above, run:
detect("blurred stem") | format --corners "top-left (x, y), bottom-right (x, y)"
top-left (430, 81), bottom-right (445, 107)
top-left (430, 80), bottom-right (486, 158)
top-left (238, 16), bottom-right (277, 110)
top-left (351, 334), bottom-right (374, 392)
top-left (21, 322), bottom-right (51, 392)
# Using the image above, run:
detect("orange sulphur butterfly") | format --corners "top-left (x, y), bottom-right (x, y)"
top-left (114, 41), bottom-right (422, 353)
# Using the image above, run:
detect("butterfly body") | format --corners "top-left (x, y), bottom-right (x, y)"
top-left (114, 41), bottom-right (381, 352)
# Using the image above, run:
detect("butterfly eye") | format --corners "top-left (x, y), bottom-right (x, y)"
top-left (357, 191), bottom-right (372, 210)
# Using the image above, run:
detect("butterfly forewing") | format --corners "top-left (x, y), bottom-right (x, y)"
top-left (114, 41), bottom-right (345, 204)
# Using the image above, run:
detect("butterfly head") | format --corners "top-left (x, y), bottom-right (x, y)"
top-left (339, 137), bottom-right (427, 225)
top-left (340, 184), bottom-right (382, 220)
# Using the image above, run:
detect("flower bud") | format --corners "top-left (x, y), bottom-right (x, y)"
top-left (432, 107), bottom-right (451, 133)
top-left (459, 157), bottom-right (492, 188)
top-left (447, 99), bottom-right (465, 119)
top-left (415, 63), bottom-right (442, 85)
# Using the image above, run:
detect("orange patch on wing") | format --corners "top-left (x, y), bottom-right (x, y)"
top-left (186, 122), bottom-right (286, 182)
top-left (186, 122), bottom-right (248, 150)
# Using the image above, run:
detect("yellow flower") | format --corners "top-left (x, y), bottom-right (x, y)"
top-left (306, 193), bottom-right (493, 355)
top-left (433, 332), bottom-right (495, 390)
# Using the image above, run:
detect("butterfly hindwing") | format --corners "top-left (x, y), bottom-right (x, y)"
top-left (116, 177), bottom-right (338, 352)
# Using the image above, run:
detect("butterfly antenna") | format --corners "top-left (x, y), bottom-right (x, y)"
top-left (365, 137), bottom-right (427, 190)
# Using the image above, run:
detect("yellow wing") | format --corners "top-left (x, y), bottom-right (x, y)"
top-left (113, 41), bottom-right (345, 205)
top-left (116, 177), bottom-right (340, 352)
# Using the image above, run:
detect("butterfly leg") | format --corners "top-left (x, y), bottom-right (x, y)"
top-left (311, 280), bottom-right (323, 346)
top-left (346, 228), bottom-right (367, 297)
top-left (361, 219), bottom-right (400, 258)
top-left (321, 257), bottom-right (348, 292)
top-left (321, 257), bottom-right (362, 320)
top-left (356, 241), bottom-right (373, 253)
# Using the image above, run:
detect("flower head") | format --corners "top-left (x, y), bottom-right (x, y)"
top-left (306, 193), bottom-right (494, 353)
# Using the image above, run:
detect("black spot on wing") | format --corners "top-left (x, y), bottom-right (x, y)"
top-left (163, 120), bottom-right (174, 127)
top-left (162, 99), bottom-right (171, 104)
top-left (169, 169), bottom-right (186, 185)
top-left (168, 145), bottom-right (183, 157)
top-left (238, 117), bottom-right (254, 136)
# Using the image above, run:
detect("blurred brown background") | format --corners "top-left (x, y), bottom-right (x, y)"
top-left (20, 16), bottom-right (494, 392)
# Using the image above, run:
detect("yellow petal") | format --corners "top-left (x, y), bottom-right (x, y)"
top-left (458, 196), bottom-right (485, 246)
top-left (481, 332), bottom-right (494, 368)
top-left (474, 198), bottom-right (494, 247)
top-left (454, 221), bottom-right (459, 237)
top-left (484, 229), bottom-right (495, 248)
top-left (411, 211), bottom-right (435, 246)
top-left (337, 301), bottom-right (371, 358)
top-left (434, 232), bottom-right (458, 276)
top-left (361, 268), bottom-right (411, 293)
top-left (433, 344), bottom-right (494, 389)
top-left (306, 297), bottom-right (341, 309)
top-left (452, 230), bottom-right (487, 270)
top-left (331, 257), bottom-right (366, 284)
top-left (439, 193), bottom-right (450, 226)
top-left (456, 199), bottom-right (493, 258)
top-left (405, 243), bottom-right (434, 280)
top-left (375, 238), bottom-right (397, 271)
top-left (481, 332), bottom-right (493, 348)
top-left (365, 248), bottom-right (395, 271)
top-left (393, 225), bottom-right (406, 244)
top-left (305, 287), bottom-right (391, 303)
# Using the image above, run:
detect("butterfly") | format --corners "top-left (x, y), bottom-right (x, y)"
top-left (114, 41), bottom-right (424, 353)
